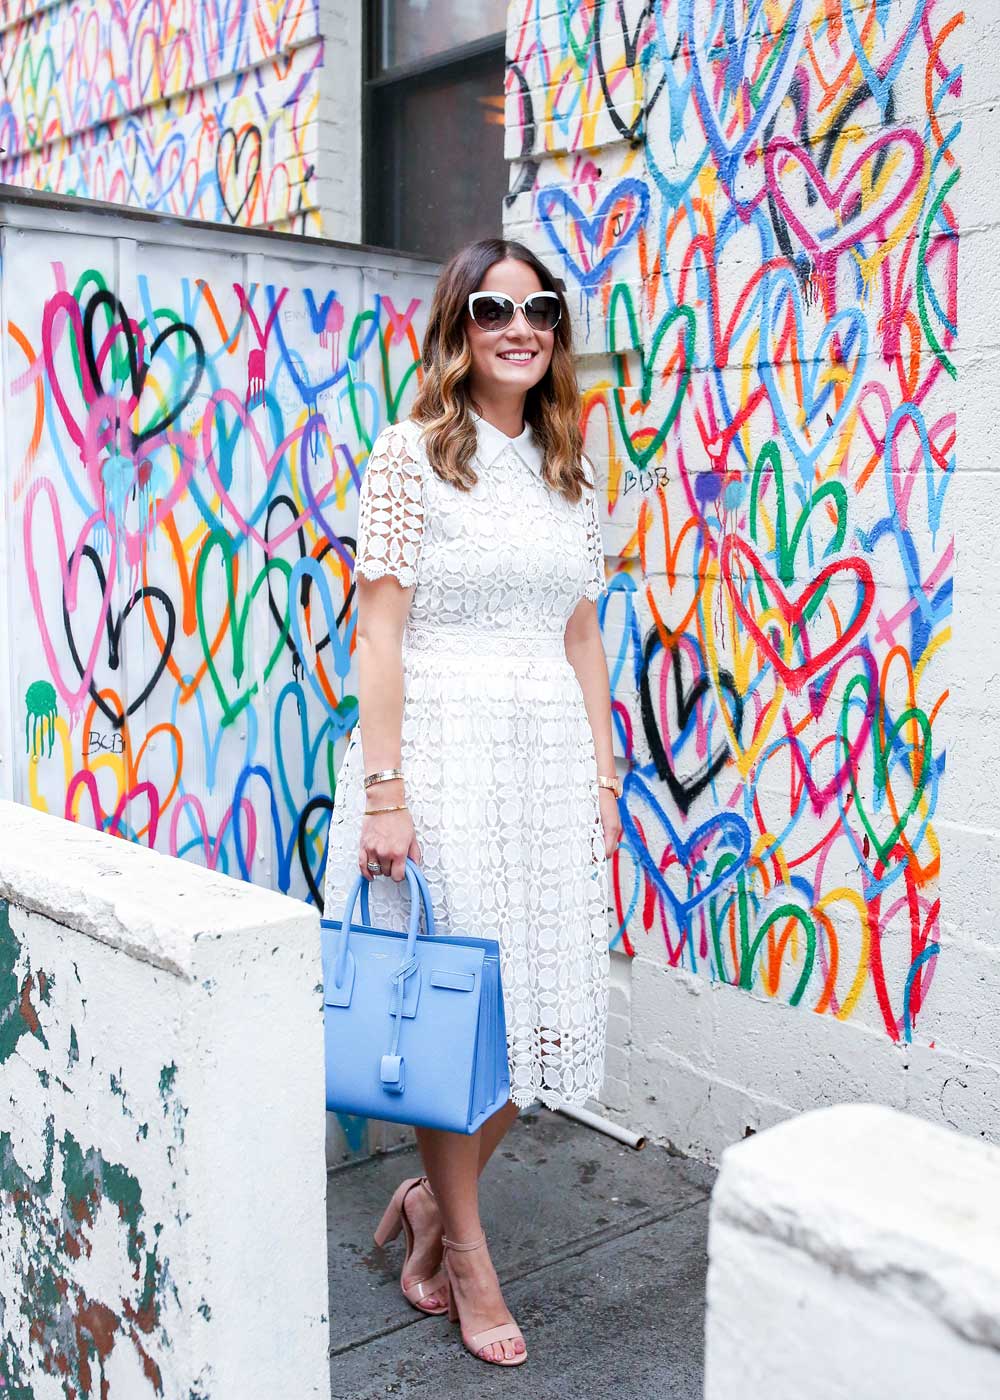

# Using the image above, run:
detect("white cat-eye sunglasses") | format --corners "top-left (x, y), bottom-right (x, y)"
top-left (467, 291), bottom-right (562, 333)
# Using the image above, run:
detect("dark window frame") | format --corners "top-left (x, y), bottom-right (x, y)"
top-left (362, 3), bottom-right (506, 254)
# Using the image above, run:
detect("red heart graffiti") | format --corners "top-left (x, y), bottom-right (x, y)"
top-left (766, 130), bottom-right (925, 284)
top-left (779, 645), bottom-right (878, 814)
top-left (866, 857), bottom-right (939, 1042)
top-left (721, 535), bottom-right (875, 692)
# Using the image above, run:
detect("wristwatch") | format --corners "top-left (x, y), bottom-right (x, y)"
top-left (597, 774), bottom-right (623, 799)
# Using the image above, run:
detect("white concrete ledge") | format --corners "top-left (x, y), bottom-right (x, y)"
top-left (705, 1104), bottom-right (1000, 1400)
top-left (0, 801), bottom-right (306, 979)
top-left (0, 802), bottom-right (328, 1397)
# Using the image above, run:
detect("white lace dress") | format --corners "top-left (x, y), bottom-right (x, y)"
top-left (323, 414), bottom-right (611, 1110)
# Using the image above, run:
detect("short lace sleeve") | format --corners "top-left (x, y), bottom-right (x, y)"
top-left (354, 422), bottom-right (425, 588)
top-left (581, 454), bottom-right (608, 602)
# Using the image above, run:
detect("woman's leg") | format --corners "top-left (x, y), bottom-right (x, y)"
top-left (417, 1120), bottom-right (526, 1362)
top-left (395, 1099), bottom-right (521, 1315)
top-left (476, 1098), bottom-right (521, 1175)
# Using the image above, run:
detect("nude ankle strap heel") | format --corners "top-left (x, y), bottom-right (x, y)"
top-left (441, 1233), bottom-right (486, 1252)
top-left (373, 1176), bottom-right (448, 1316)
top-left (440, 1234), bottom-right (527, 1366)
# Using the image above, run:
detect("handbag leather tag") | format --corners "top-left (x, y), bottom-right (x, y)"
top-left (380, 1054), bottom-right (405, 1093)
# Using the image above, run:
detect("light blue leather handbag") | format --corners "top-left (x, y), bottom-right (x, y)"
top-left (321, 858), bottom-right (511, 1134)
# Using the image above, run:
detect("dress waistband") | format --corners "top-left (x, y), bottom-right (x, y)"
top-left (403, 621), bottom-right (566, 659)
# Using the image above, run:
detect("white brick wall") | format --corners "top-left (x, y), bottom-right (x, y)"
top-left (504, 0), bottom-right (996, 1162)
top-left (316, 0), bottom-right (364, 242)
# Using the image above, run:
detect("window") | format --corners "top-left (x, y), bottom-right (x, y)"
top-left (364, 1), bottom-right (507, 260)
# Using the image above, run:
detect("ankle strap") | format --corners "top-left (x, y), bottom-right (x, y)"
top-left (441, 1232), bottom-right (486, 1252)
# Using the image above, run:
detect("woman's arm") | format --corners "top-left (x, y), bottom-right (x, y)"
top-left (354, 575), bottom-right (422, 882)
top-left (564, 599), bottom-right (622, 859)
top-left (349, 423), bottom-right (426, 883)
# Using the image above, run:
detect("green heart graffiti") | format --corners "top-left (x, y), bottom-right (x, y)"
top-left (749, 439), bottom-right (848, 627)
top-left (742, 904), bottom-right (817, 1007)
top-left (196, 531), bottom-right (293, 726)
top-left (840, 674), bottom-right (933, 864)
top-left (608, 285), bottom-right (694, 469)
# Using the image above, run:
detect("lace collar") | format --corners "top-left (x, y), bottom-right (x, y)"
top-left (473, 413), bottom-right (544, 477)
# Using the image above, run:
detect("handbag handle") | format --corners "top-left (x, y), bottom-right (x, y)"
top-left (333, 858), bottom-right (437, 1097)
top-left (332, 857), bottom-right (435, 990)
top-left (355, 860), bottom-right (435, 931)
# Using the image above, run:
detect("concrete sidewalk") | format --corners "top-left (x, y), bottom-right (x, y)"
top-left (327, 1110), bottom-right (715, 1400)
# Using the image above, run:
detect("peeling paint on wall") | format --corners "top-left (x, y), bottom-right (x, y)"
top-left (0, 899), bottom-right (50, 1063)
top-left (0, 802), bottom-right (330, 1396)
top-left (0, 897), bottom-right (181, 1395)
top-left (1, 1124), bottom-right (170, 1396)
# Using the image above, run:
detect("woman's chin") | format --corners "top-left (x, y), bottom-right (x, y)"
top-left (487, 362), bottom-right (546, 391)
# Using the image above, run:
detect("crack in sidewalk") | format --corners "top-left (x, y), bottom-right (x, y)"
top-left (328, 1192), bottom-right (710, 1358)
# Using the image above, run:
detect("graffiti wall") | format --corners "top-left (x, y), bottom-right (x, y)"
top-left (0, 0), bottom-right (342, 235)
top-left (0, 195), bottom-right (436, 920)
top-left (506, 0), bottom-right (967, 1153)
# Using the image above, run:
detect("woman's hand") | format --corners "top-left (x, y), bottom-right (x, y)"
top-left (598, 787), bottom-right (622, 860)
top-left (359, 809), bottom-right (422, 883)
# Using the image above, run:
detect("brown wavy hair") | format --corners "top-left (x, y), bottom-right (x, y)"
top-left (410, 239), bottom-right (589, 503)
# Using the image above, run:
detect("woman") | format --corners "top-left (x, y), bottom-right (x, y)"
top-left (323, 239), bottom-right (622, 1368)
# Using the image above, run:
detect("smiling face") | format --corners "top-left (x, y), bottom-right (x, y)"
top-left (465, 259), bottom-right (555, 409)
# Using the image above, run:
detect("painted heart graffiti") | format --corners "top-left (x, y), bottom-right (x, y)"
top-left (533, 0), bottom-right (959, 1044)
top-left (12, 248), bottom-right (430, 910)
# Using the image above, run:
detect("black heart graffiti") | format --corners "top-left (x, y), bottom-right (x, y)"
top-left (639, 623), bottom-right (743, 817)
top-left (82, 288), bottom-right (205, 444)
top-left (594, 0), bottom-right (665, 144)
top-left (62, 546), bottom-right (177, 729)
top-left (264, 494), bottom-right (357, 676)
top-left (298, 794), bottom-right (335, 909)
top-left (216, 123), bottom-right (262, 224)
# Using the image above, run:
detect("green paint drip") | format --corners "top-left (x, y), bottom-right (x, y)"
top-left (69, 1025), bottom-right (80, 1066)
top-left (159, 1062), bottom-right (178, 1097)
top-left (24, 680), bottom-right (58, 759)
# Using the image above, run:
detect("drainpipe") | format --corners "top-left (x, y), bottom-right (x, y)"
top-left (557, 1103), bottom-right (646, 1150)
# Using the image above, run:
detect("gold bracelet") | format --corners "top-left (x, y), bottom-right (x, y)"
top-left (597, 774), bottom-right (623, 799)
top-left (364, 767), bottom-right (404, 789)
top-left (365, 803), bottom-right (408, 815)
